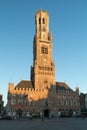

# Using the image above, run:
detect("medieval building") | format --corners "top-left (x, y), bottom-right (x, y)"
top-left (7, 10), bottom-right (80, 117)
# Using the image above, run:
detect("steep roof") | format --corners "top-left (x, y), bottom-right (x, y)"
top-left (14, 80), bottom-right (73, 92)
top-left (56, 82), bottom-right (73, 91)
top-left (15, 80), bottom-right (33, 89)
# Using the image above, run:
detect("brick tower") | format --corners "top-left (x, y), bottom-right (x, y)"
top-left (31, 10), bottom-right (56, 89)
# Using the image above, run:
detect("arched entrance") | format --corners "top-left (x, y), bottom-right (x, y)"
top-left (44, 109), bottom-right (50, 117)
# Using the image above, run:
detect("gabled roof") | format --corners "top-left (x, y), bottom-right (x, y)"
top-left (15, 80), bottom-right (33, 89)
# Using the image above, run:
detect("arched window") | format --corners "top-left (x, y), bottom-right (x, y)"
top-left (43, 18), bottom-right (45, 24)
top-left (39, 18), bottom-right (41, 24)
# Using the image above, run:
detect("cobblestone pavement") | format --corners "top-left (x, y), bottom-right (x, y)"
top-left (0, 117), bottom-right (87, 130)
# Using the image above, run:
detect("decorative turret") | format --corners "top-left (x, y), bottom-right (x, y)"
top-left (75, 87), bottom-right (79, 94)
top-left (8, 83), bottom-right (14, 93)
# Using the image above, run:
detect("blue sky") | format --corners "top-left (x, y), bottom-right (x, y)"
top-left (0, 0), bottom-right (87, 105)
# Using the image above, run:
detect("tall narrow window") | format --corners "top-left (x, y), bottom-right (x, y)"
top-left (43, 18), bottom-right (45, 24)
top-left (39, 18), bottom-right (41, 24)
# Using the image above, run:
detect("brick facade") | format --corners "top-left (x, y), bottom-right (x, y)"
top-left (7, 10), bottom-right (80, 117)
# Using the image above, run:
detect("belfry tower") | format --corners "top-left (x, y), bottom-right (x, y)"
top-left (31, 10), bottom-right (55, 89)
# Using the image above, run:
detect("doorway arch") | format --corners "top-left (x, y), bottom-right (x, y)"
top-left (44, 109), bottom-right (50, 117)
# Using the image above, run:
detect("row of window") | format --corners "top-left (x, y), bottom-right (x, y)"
top-left (39, 66), bottom-right (52, 71)
top-left (38, 72), bottom-right (53, 75)
top-left (50, 89), bottom-right (72, 94)
top-left (10, 100), bottom-right (34, 106)
top-left (39, 18), bottom-right (45, 24)
top-left (57, 95), bottom-right (79, 100)
top-left (10, 99), bottom-right (78, 107)
top-left (57, 101), bottom-right (78, 106)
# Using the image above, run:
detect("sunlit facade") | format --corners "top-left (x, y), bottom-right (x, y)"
top-left (7, 10), bottom-right (80, 117)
